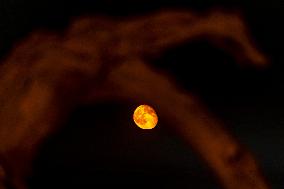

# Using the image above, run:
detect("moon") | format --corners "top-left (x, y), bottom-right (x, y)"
top-left (133, 105), bottom-right (158, 129)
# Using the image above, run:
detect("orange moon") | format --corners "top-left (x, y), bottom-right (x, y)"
top-left (133, 105), bottom-right (158, 129)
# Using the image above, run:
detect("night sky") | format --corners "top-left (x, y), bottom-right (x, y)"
top-left (0, 0), bottom-right (284, 188)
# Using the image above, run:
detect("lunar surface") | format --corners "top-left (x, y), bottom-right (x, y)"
top-left (133, 105), bottom-right (158, 129)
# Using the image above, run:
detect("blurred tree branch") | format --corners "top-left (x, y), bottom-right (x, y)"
top-left (0, 9), bottom-right (269, 189)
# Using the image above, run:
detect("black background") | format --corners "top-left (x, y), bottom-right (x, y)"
top-left (0, 0), bottom-right (284, 188)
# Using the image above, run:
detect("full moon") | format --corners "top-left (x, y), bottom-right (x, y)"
top-left (133, 105), bottom-right (158, 129)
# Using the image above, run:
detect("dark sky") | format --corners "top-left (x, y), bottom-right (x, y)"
top-left (0, 0), bottom-right (284, 188)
